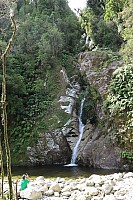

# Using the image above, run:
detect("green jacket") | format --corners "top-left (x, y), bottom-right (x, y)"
top-left (20, 179), bottom-right (30, 190)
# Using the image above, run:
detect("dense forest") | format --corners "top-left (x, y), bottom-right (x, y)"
top-left (0, 0), bottom-right (133, 167)
top-left (0, 0), bottom-right (82, 160)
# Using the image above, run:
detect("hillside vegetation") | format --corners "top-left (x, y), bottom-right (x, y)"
top-left (80, 0), bottom-right (133, 162)
top-left (0, 0), bottom-right (132, 164)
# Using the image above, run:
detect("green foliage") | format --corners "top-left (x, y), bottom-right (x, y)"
top-left (81, 0), bottom-right (132, 51)
top-left (101, 51), bottom-right (121, 69)
top-left (91, 20), bottom-right (120, 50)
top-left (87, 0), bottom-right (105, 16)
top-left (60, 50), bottom-right (77, 78)
top-left (38, 25), bottom-right (64, 66)
top-left (104, 65), bottom-right (133, 156)
top-left (1, 0), bottom-right (132, 164)
top-left (121, 40), bottom-right (133, 65)
top-left (80, 8), bottom-right (96, 37)
top-left (104, 0), bottom-right (125, 21)
top-left (105, 65), bottom-right (133, 115)
top-left (121, 151), bottom-right (133, 162)
top-left (80, 4), bottom-right (120, 50)
top-left (119, 2), bottom-right (133, 64)
top-left (0, 39), bottom-right (7, 52)
top-left (0, 0), bottom-right (82, 161)
top-left (77, 84), bottom-right (99, 124)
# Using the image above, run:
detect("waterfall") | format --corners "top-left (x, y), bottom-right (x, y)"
top-left (65, 98), bottom-right (85, 167)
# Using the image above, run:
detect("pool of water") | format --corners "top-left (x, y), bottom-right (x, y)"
top-left (11, 165), bottom-right (119, 179)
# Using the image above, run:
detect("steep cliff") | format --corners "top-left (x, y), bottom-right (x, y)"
top-left (25, 49), bottom-right (132, 170)
top-left (76, 50), bottom-right (132, 170)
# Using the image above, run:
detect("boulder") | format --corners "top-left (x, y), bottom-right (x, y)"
top-left (45, 189), bottom-right (54, 196)
top-left (37, 185), bottom-right (48, 193)
top-left (103, 194), bottom-right (117, 200)
top-left (85, 187), bottom-right (99, 196)
top-left (79, 133), bottom-right (122, 169)
top-left (62, 191), bottom-right (71, 197)
top-left (49, 182), bottom-right (61, 192)
top-left (123, 172), bottom-right (133, 179)
top-left (34, 179), bottom-right (45, 186)
top-left (54, 192), bottom-right (60, 197)
top-left (35, 176), bottom-right (45, 181)
top-left (20, 187), bottom-right (42, 200)
top-left (89, 174), bottom-right (104, 185)
top-left (102, 184), bottom-right (113, 195)
top-left (26, 129), bottom-right (71, 165)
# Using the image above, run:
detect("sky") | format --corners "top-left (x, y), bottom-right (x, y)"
top-left (68, 0), bottom-right (87, 12)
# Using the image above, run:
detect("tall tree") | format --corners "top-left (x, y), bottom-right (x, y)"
top-left (104, 0), bottom-right (126, 21)
top-left (0, 1), bottom-right (17, 199)
top-left (87, 0), bottom-right (105, 15)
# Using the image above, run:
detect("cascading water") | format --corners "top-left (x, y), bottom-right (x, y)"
top-left (65, 98), bottom-right (85, 167)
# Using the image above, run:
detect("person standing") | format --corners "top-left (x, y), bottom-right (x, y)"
top-left (20, 173), bottom-right (30, 190)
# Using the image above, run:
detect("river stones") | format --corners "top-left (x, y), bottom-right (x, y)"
top-left (0, 172), bottom-right (133, 200)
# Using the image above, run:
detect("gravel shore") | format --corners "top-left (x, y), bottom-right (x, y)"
top-left (1, 172), bottom-right (133, 200)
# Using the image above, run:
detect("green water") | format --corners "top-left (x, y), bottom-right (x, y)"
top-left (11, 165), bottom-right (119, 179)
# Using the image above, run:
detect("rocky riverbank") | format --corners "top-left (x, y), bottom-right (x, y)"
top-left (1, 171), bottom-right (133, 200)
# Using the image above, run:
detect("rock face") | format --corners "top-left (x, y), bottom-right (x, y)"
top-left (26, 129), bottom-right (71, 165)
top-left (25, 67), bottom-right (80, 166)
top-left (55, 51), bottom-right (126, 170)
top-left (80, 52), bottom-right (117, 92)
top-left (25, 68), bottom-right (79, 166)
top-left (24, 50), bottom-right (131, 170)
top-left (76, 51), bottom-right (124, 169)
top-left (79, 133), bottom-right (121, 169)
top-left (59, 68), bottom-right (81, 156)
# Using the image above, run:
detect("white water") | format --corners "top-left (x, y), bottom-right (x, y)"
top-left (65, 98), bottom-right (85, 167)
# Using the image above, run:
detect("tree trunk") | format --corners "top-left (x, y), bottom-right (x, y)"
top-left (1, 13), bottom-right (16, 200)
top-left (0, 131), bottom-right (4, 199)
